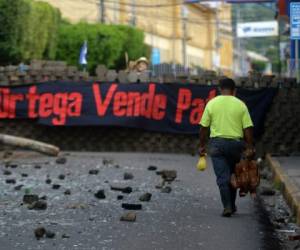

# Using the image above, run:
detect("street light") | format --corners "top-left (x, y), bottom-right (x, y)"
top-left (181, 5), bottom-right (189, 69)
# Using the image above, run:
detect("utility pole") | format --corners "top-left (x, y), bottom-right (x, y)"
top-left (236, 5), bottom-right (241, 76)
top-left (277, 11), bottom-right (282, 77)
top-left (236, 4), bottom-right (245, 76)
top-left (130, 0), bottom-right (136, 26)
top-left (100, 0), bottom-right (105, 23)
top-left (215, 4), bottom-right (221, 74)
top-left (181, 5), bottom-right (188, 69)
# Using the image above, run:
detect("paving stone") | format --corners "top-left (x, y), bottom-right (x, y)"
top-left (52, 184), bottom-right (61, 190)
top-left (89, 169), bottom-right (99, 175)
top-left (117, 195), bottom-right (124, 200)
top-left (39, 196), bottom-right (47, 200)
top-left (45, 230), bottom-right (55, 239)
top-left (139, 193), bottom-right (152, 202)
top-left (23, 194), bottom-right (39, 204)
top-left (103, 159), bottom-right (113, 165)
top-left (28, 200), bottom-right (47, 210)
top-left (5, 179), bottom-right (16, 184)
top-left (6, 164), bottom-right (18, 168)
top-left (3, 170), bottom-right (12, 175)
top-left (46, 179), bottom-right (52, 184)
top-left (62, 234), bottom-right (70, 239)
top-left (124, 172), bottom-right (134, 180)
top-left (121, 203), bottom-right (142, 210)
top-left (64, 189), bottom-right (71, 195)
top-left (34, 227), bottom-right (46, 240)
top-left (14, 185), bottom-right (23, 191)
top-left (58, 174), bottom-right (65, 180)
top-left (158, 170), bottom-right (177, 182)
top-left (148, 166), bottom-right (157, 171)
top-left (161, 186), bottom-right (172, 193)
top-left (94, 190), bottom-right (106, 199)
top-left (259, 187), bottom-right (276, 196)
top-left (260, 170), bottom-right (270, 180)
top-left (3, 151), bottom-right (13, 159)
top-left (56, 157), bottom-right (67, 164)
top-left (111, 186), bottom-right (133, 194)
top-left (120, 212), bottom-right (136, 222)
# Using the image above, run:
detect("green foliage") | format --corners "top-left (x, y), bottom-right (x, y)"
top-left (0, 0), bottom-right (27, 63)
top-left (251, 60), bottom-right (267, 73)
top-left (0, 0), bottom-right (148, 71)
top-left (56, 23), bottom-right (149, 72)
top-left (0, 0), bottom-right (61, 65)
top-left (114, 25), bottom-right (150, 69)
top-left (20, 0), bottom-right (61, 61)
top-left (265, 47), bottom-right (281, 73)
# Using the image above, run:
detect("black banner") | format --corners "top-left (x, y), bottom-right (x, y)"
top-left (0, 82), bottom-right (277, 136)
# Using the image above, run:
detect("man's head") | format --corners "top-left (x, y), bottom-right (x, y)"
top-left (135, 57), bottom-right (149, 72)
top-left (219, 78), bottom-right (236, 95)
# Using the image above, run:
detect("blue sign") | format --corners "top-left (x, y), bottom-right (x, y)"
top-left (151, 48), bottom-right (161, 65)
top-left (291, 2), bottom-right (300, 40)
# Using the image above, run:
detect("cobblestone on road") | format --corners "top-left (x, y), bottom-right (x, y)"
top-left (0, 152), bottom-right (281, 250)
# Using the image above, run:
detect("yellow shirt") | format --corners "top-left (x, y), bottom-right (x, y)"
top-left (200, 95), bottom-right (253, 139)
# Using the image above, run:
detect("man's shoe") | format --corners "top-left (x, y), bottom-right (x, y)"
top-left (222, 208), bottom-right (232, 217)
top-left (232, 205), bottom-right (237, 214)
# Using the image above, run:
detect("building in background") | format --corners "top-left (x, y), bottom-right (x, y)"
top-left (234, 49), bottom-right (271, 76)
top-left (37, 0), bottom-right (234, 76)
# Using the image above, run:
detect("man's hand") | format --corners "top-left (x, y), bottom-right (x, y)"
top-left (243, 127), bottom-right (254, 159)
top-left (199, 126), bottom-right (209, 156)
top-left (199, 146), bottom-right (206, 156)
top-left (244, 145), bottom-right (255, 159)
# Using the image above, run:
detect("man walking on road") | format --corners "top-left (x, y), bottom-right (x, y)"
top-left (199, 78), bottom-right (254, 217)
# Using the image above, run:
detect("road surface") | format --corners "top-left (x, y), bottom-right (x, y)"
top-left (0, 152), bottom-right (281, 250)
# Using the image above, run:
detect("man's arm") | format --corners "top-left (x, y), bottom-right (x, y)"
top-left (199, 102), bottom-right (211, 155)
top-left (244, 127), bottom-right (253, 147)
top-left (244, 127), bottom-right (255, 158)
top-left (241, 103), bottom-right (254, 157)
top-left (199, 126), bottom-right (209, 155)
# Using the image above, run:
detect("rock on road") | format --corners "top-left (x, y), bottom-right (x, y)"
top-left (0, 152), bottom-right (281, 250)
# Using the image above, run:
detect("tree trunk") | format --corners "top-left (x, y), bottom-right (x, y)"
top-left (0, 134), bottom-right (60, 156)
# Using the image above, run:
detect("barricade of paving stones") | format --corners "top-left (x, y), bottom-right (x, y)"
top-left (0, 60), bottom-right (297, 88)
top-left (0, 60), bottom-right (299, 156)
top-left (0, 120), bottom-right (198, 154)
top-left (258, 87), bottom-right (300, 157)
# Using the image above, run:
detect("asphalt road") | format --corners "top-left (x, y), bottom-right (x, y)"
top-left (0, 152), bottom-right (281, 250)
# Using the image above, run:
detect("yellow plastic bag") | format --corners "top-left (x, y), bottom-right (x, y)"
top-left (197, 156), bottom-right (207, 171)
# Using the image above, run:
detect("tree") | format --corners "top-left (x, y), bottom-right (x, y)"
top-left (114, 25), bottom-right (150, 69)
top-left (20, 0), bottom-right (61, 61)
top-left (251, 60), bottom-right (267, 73)
top-left (0, 0), bottom-right (27, 64)
top-left (56, 23), bottom-right (149, 72)
top-left (0, 0), bottom-right (61, 65)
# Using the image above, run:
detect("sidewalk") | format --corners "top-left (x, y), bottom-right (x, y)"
top-left (266, 154), bottom-right (300, 225)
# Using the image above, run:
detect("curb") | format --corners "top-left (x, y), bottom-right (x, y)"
top-left (266, 154), bottom-right (300, 225)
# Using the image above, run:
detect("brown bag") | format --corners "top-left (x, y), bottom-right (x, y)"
top-left (230, 158), bottom-right (260, 196)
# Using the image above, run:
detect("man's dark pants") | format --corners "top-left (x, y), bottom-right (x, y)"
top-left (209, 138), bottom-right (244, 210)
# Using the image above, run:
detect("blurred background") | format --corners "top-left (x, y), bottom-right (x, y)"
top-left (0, 0), bottom-right (295, 78)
